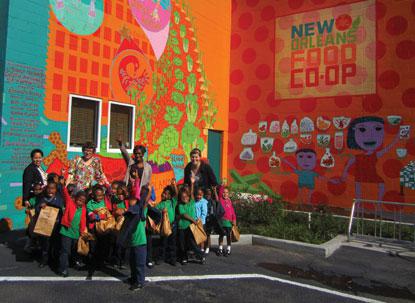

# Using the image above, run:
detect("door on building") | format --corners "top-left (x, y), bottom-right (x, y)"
top-left (207, 129), bottom-right (223, 182)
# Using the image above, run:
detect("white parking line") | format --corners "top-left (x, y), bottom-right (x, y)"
top-left (0, 273), bottom-right (385, 303)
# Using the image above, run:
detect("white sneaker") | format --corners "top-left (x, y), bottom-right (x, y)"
top-left (205, 248), bottom-right (210, 254)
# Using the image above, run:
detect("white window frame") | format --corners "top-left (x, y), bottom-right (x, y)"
top-left (67, 94), bottom-right (102, 153)
top-left (107, 101), bottom-right (135, 154)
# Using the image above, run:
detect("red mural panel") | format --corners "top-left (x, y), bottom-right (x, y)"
top-left (228, 0), bottom-right (415, 210)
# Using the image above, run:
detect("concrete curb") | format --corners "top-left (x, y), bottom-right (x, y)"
top-left (252, 234), bottom-right (346, 258)
top-left (209, 234), bottom-right (346, 258)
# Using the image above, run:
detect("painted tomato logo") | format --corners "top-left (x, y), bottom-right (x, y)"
top-left (335, 14), bottom-right (352, 31)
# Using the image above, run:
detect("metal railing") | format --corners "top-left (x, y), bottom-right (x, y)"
top-left (347, 199), bottom-right (415, 246)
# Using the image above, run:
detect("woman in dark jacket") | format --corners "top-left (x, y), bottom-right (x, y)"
top-left (183, 148), bottom-right (218, 192)
top-left (22, 149), bottom-right (48, 207)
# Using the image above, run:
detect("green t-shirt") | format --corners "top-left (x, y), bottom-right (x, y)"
top-left (221, 219), bottom-right (233, 228)
top-left (60, 207), bottom-right (82, 239)
top-left (131, 208), bottom-right (148, 247)
top-left (156, 198), bottom-right (177, 223)
top-left (86, 199), bottom-right (106, 213)
top-left (178, 200), bottom-right (196, 230)
top-left (28, 196), bottom-right (39, 208)
top-left (112, 196), bottom-right (126, 210)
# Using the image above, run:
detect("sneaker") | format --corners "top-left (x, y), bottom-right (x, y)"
top-left (60, 270), bottom-right (69, 278)
top-left (123, 277), bottom-right (133, 285)
top-left (216, 249), bottom-right (223, 256)
top-left (129, 283), bottom-right (144, 291)
top-left (199, 256), bottom-right (206, 265)
top-left (180, 259), bottom-right (188, 265)
top-left (205, 248), bottom-right (210, 254)
top-left (146, 262), bottom-right (154, 268)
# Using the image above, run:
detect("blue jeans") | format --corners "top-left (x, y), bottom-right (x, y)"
top-left (59, 235), bottom-right (77, 272)
top-left (130, 245), bottom-right (147, 285)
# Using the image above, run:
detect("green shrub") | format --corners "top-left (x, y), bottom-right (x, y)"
top-left (233, 194), bottom-right (348, 244)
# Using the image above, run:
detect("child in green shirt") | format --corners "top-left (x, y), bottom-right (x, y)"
top-left (128, 185), bottom-right (152, 291)
top-left (177, 177), bottom-right (205, 265)
top-left (156, 179), bottom-right (178, 266)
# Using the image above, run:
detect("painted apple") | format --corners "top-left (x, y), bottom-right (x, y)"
top-left (335, 14), bottom-right (352, 31)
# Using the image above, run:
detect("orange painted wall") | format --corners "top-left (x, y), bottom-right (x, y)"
top-left (228, 0), bottom-right (415, 209)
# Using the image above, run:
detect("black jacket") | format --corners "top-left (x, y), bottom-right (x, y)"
top-left (183, 161), bottom-right (218, 191)
top-left (22, 163), bottom-right (45, 203)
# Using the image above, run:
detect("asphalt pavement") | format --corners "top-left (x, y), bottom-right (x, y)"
top-left (0, 230), bottom-right (414, 303)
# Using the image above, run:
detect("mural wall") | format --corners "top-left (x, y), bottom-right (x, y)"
top-left (0, 0), bottom-right (230, 229)
top-left (228, 0), bottom-right (415, 210)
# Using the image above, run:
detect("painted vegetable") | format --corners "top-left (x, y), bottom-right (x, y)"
top-left (174, 81), bottom-right (185, 92)
top-left (171, 91), bottom-right (184, 104)
top-left (185, 94), bottom-right (198, 122)
top-left (174, 11), bottom-right (180, 24)
top-left (187, 73), bottom-right (196, 93)
top-left (186, 55), bottom-right (193, 72)
top-left (180, 24), bottom-right (186, 38)
top-left (164, 106), bottom-right (183, 125)
top-left (174, 68), bottom-right (184, 80)
top-left (173, 57), bottom-right (182, 66)
top-left (183, 38), bottom-right (189, 53)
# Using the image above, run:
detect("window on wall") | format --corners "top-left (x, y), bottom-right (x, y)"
top-left (107, 102), bottom-right (135, 153)
top-left (67, 95), bottom-right (101, 152)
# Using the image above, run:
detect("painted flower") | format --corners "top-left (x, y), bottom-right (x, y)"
top-left (335, 14), bottom-right (352, 31)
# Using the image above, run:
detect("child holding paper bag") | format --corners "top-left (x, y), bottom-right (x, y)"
top-left (58, 185), bottom-right (88, 277)
top-left (35, 182), bottom-right (64, 268)
top-left (177, 177), bottom-right (205, 265)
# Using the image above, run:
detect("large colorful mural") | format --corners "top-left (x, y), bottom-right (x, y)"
top-left (0, 0), bottom-right (230, 229)
top-left (228, 0), bottom-right (415, 210)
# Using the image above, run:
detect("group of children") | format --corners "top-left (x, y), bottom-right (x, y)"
top-left (24, 172), bottom-right (237, 291)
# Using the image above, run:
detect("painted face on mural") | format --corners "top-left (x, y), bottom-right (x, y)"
top-left (354, 121), bottom-right (384, 152)
top-left (296, 151), bottom-right (317, 170)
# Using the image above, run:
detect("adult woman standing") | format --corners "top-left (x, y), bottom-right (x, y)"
top-left (183, 148), bottom-right (218, 192)
top-left (22, 149), bottom-right (48, 207)
top-left (67, 142), bottom-right (108, 191)
top-left (117, 139), bottom-right (152, 190)
top-left (117, 139), bottom-right (154, 267)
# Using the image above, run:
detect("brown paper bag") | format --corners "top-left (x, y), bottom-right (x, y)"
top-left (115, 216), bottom-right (125, 231)
top-left (77, 237), bottom-right (89, 256)
top-left (190, 220), bottom-right (207, 245)
top-left (33, 206), bottom-right (59, 237)
top-left (231, 225), bottom-right (240, 242)
top-left (95, 208), bottom-right (116, 234)
top-left (77, 233), bottom-right (95, 256)
top-left (147, 216), bottom-right (160, 234)
top-left (160, 210), bottom-right (172, 237)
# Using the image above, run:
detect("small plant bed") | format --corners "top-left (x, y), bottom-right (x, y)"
top-left (232, 192), bottom-right (415, 244)
top-left (231, 192), bottom-right (348, 245)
